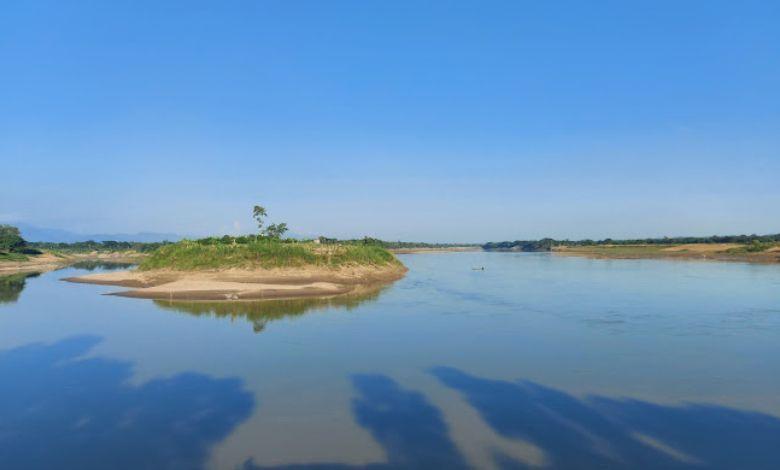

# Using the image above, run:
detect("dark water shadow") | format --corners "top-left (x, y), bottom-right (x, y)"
top-left (0, 272), bottom-right (40, 305)
top-left (154, 285), bottom-right (387, 333)
top-left (247, 368), bottom-right (780, 469)
top-left (432, 367), bottom-right (780, 469)
top-left (0, 336), bottom-right (254, 469)
top-left (244, 374), bottom-right (469, 469)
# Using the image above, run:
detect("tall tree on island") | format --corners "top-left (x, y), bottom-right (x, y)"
top-left (252, 205), bottom-right (289, 239)
top-left (252, 205), bottom-right (267, 234)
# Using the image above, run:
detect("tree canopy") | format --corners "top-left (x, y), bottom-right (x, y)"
top-left (0, 225), bottom-right (26, 253)
top-left (252, 205), bottom-right (289, 239)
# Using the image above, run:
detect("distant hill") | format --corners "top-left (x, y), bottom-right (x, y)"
top-left (16, 224), bottom-right (181, 243)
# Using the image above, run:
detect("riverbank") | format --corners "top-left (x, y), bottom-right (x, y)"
top-left (553, 244), bottom-right (780, 264)
top-left (64, 264), bottom-right (407, 301)
top-left (0, 251), bottom-right (145, 275)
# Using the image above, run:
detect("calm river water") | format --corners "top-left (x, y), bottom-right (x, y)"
top-left (1, 252), bottom-right (779, 469)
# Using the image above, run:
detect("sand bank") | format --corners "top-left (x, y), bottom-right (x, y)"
top-left (64, 264), bottom-right (407, 301)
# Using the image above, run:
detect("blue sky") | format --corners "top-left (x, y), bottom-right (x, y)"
top-left (2, 1), bottom-right (778, 242)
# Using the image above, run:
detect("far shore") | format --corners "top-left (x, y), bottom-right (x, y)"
top-left (0, 252), bottom-right (144, 276)
top-left (551, 244), bottom-right (780, 264)
top-left (63, 264), bottom-right (408, 301)
top-left (390, 246), bottom-right (482, 254)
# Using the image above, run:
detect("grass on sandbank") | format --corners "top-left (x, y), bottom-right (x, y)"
top-left (727, 241), bottom-right (778, 253)
top-left (138, 237), bottom-right (401, 271)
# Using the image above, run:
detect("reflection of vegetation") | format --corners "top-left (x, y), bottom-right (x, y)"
top-left (70, 261), bottom-right (136, 271)
top-left (154, 286), bottom-right (386, 333)
top-left (0, 272), bottom-right (40, 304)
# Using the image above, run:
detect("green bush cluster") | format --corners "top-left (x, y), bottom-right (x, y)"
top-left (138, 237), bottom-right (399, 271)
top-left (727, 241), bottom-right (777, 254)
top-left (0, 225), bottom-right (26, 253)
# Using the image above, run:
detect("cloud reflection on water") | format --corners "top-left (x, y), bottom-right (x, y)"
top-left (433, 367), bottom-right (780, 469)
top-left (247, 368), bottom-right (780, 469)
top-left (0, 336), bottom-right (253, 470)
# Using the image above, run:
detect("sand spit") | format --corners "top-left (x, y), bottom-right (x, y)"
top-left (63, 264), bottom-right (408, 301)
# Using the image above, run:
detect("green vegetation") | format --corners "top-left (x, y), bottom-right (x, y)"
top-left (0, 225), bottom-right (26, 253)
top-left (138, 236), bottom-right (399, 271)
top-left (0, 252), bottom-right (30, 262)
top-left (0, 225), bottom-right (39, 261)
top-left (253, 204), bottom-right (289, 239)
top-left (138, 205), bottom-right (401, 271)
top-left (484, 233), bottom-right (780, 252)
top-left (727, 240), bottom-right (778, 253)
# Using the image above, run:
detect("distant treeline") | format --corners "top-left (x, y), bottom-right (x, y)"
top-left (29, 240), bottom-right (172, 253)
top-left (31, 236), bottom-right (476, 253)
top-left (483, 234), bottom-right (780, 252)
top-left (318, 236), bottom-right (479, 249)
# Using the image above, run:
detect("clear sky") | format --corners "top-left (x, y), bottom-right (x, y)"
top-left (2, 1), bottom-right (779, 242)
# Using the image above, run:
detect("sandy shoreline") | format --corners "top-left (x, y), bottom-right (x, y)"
top-left (63, 264), bottom-right (408, 301)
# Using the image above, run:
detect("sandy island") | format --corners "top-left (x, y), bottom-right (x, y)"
top-left (63, 264), bottom-right (408, 301)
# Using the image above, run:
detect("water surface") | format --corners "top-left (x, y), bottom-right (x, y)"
top-left (1, 252), bottom-right (779, 469)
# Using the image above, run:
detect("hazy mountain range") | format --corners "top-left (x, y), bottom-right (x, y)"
top-left (15, 223), bottom-right (181, 243)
